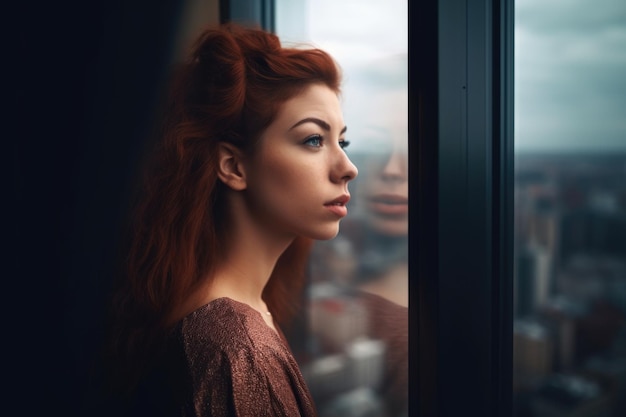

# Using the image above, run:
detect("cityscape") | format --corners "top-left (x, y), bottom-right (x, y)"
top-left (513, 151), bottom-right (626, 416)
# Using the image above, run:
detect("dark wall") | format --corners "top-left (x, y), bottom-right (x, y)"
top-left (13, 2), bottom-right (184, 415)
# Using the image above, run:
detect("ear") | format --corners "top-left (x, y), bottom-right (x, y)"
top-left (216, 142), bottom-right (247, 191)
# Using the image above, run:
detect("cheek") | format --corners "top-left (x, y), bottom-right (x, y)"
top-left (246, 152), bottom-right (343, 240)
top-left (265, 150), bottom-right (320, 187)
top-left (249, 153), bottom-right (321, 209)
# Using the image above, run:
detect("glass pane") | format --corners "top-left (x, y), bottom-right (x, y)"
top-left (275, 1), bottom-right (409, 416)
top-left (514, 1), bottom-right (626, 416)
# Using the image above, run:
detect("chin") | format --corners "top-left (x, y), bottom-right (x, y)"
top-left (369, 218), bottom-right (408, 237)
top-left (305, 224), bottom-right (341, 241)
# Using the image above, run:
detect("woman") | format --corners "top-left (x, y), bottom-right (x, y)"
top-left (101, 23), bottom-right (357, 416)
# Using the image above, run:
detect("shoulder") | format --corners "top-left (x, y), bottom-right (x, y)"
top-left (171, 298), bottom-right (317, 416)
top-left (356, 291), bottom-right (408, 345)
top-left (180, 298), bottom-right (256, 343)
top-left (178, 298), bottom-right (274, 360)
top-left (357, 290), bottom-right (408, 318)
top-left (176, 297), bottom-right (298, 372)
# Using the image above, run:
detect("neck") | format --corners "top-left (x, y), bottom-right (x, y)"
top-left (197, 191), bottom-right (296, 315)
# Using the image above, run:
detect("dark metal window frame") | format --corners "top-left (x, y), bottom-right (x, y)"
top-left (220, 0), bottom-right (274, 31)
top-left (225, 0), bottom-right (515, 415)
top-left (413, 0), bottom-right (514, 415)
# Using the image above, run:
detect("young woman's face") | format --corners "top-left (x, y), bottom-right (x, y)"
top-left (243, 83), bottom-right (358, 241)
top-left (356, 89), bottom-right (408, 237)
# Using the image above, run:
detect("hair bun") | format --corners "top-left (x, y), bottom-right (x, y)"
top-left (187, 28), bottom-right (247, 131)
top-left (239, 28), bottom-right (281, 55)
top-left (192, 29), bottom-right (243, 72)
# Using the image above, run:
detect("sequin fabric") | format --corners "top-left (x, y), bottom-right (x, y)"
top-left (173, 297), bottom-right (318, 417)
top-left (358, 291), bottom-right (409, 416)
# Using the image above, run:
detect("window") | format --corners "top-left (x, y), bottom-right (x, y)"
top-left (223, 1), bottom-right (624, 416)
top-left (276, 1), bottom-right (409, 416)
top-left (513, 1), bottom-right (626, 416)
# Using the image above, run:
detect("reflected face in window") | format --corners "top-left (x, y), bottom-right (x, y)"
top-left (356, 90), bottom-right (408, 237)
top-left (244, 83), bottom-right (359, 241)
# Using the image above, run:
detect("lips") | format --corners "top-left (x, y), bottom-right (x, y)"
top-left (324, 194), bottom-right (350, 217)
top-left (325, 194), bottom-right (350, 206)
top-left (367, 194), bottom-right (409, 215)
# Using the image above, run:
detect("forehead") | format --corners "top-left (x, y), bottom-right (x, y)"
top-left (272, 84), bottom-right (343, 128)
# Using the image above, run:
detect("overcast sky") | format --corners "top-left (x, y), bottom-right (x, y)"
top-left (276, 0), bottom-right (407, 70)
top-left (276, 0), bottom-right (407, 154)
top-left (515, 0), bottom-right (626, 152)
top-left (277, 0), bottom-right (626, 153)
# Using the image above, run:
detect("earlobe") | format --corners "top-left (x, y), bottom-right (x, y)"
top-left (216, 142), bottom-right (247, 191)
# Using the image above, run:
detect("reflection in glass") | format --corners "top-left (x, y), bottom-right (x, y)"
top-left (514, 1), bottom-right (626, 416)
top-left (275, 2), bottom-right (408, 416)
top-left (303, 56), bottom-right (408, 417)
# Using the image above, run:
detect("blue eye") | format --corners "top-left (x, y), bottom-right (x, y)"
top-left (304, 134), bottom-right (323, 147)
top-left (339, 140), bottom-right (350, 150)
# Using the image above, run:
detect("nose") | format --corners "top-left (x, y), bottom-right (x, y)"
top-left (380, 147), bottom-right (407, 182)
top-left (331, 148), bottom-right (358, 183)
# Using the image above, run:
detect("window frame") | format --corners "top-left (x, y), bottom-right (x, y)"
top-left (413, 0), bottom-right (514, 415)
top-left (224, 0), bottom-right (515, 415)
top-left (220, 0), bottom-right (274, 31)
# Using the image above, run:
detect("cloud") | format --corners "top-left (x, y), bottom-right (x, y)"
top-left (277, 0), bottom-right (407, 68)
top-left (515, 0), bottom-right (626, 152)
top-left (277, 0), bottom-right (625, 152)
top-left (516, 0), bottom-right (626, 35)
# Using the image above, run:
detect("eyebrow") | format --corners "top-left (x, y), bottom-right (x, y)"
top-left (289, 117), bottom-right (347, 135)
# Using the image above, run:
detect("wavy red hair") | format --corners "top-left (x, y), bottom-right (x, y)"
top-left (106, 23), bottom-right (341, 391)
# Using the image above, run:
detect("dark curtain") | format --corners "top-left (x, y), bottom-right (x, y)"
top-left (12, 2), bottom-right (184, 415)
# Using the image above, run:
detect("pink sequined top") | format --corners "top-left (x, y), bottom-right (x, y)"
top-left (176, 297), bottom-right (317, 416)
top-left (131, 297), bottom-right (317, 416)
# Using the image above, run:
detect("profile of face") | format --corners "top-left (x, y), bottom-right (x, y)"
top-left (355, 89), bottom-right (408, 237)
top-left (243, 83), bottom-right (359, 240)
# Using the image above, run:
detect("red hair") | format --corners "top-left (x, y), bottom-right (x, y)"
top-left (106, 23), bottom-right (341, 391)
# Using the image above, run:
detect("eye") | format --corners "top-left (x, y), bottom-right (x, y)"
top-left (304, 134), bottom-right (323, 147)
top-left (339, 139), bottom-right (351, 150)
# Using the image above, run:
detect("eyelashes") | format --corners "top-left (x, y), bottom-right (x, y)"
top-left (303, 134), bottom-right (323, 147)
top-left (303, 134), bottom-right (350, 150)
